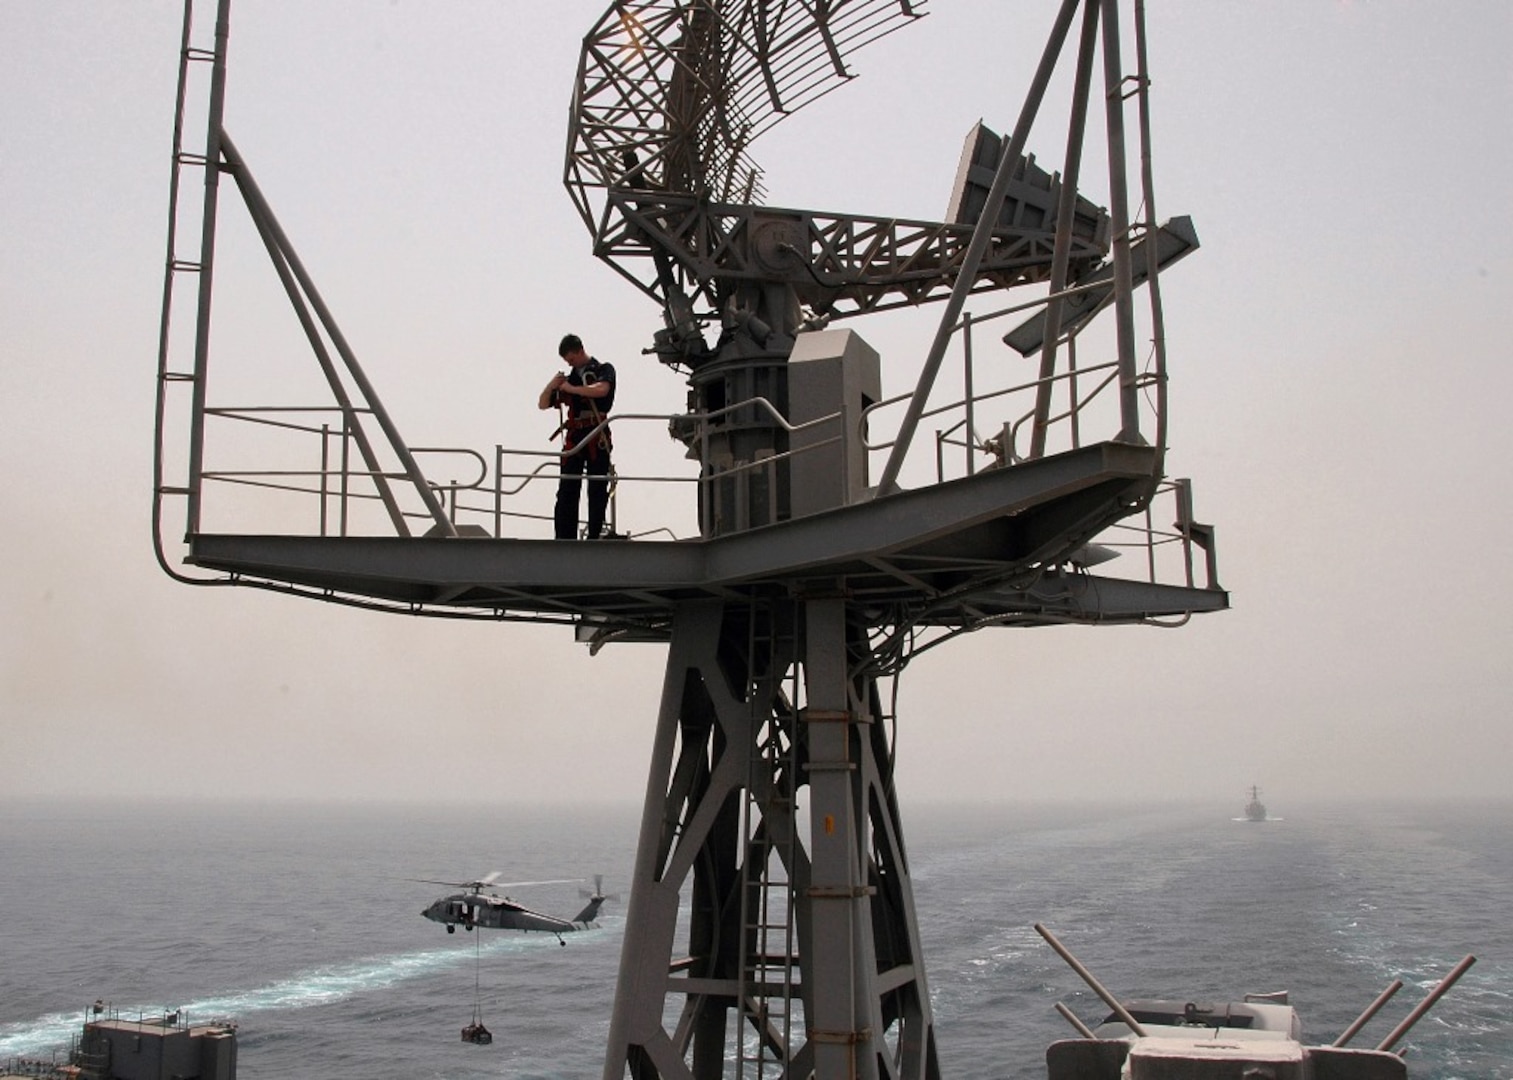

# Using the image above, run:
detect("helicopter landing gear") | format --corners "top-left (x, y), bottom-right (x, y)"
top-left (446, 925), bottom-right (455, 934)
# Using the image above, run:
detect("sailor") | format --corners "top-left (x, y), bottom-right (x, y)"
top-left (539, 333), bottom-right (616, 539)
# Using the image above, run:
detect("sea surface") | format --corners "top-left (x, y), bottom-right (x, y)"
top-left (1, 799), bottom-right (1508, 1079)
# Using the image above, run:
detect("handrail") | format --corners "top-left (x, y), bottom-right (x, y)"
top-left (412, 446), bottom-right (489, 492)
top-left (494, 400), bottom-right (846, 537)
top-left (205, 404), bottom-right (373, 437)
top-left (498, 398), bottom-right (844, 467)
top-left (192, 393), bottom-right (849, 540)
top-left (493, 458), bottom-right (568, 499)
top-left (862, 359), bottom-right (1119, 454)
top-left (863, 247), bottom-right (1174, 482)
top-left (184, 379), bottom-right (1199, 596)
top-left (218, 129), bottom-right (453, 537)
top-left (1003, 366), bottom-right (1121, 463)
top-left (192, 404), bottom-right (491, 536)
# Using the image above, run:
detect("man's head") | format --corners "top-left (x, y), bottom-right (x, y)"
top-left (558, 333), bottom-right (588, 367)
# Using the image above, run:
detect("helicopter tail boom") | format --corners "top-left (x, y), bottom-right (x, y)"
top-left (572, 896), bottom-right (606, 925)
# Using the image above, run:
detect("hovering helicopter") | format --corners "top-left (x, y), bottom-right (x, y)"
top-left (418, 873), bottom-right (615, 945)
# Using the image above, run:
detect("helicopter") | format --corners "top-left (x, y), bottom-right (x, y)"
top-left (418, 873), bottom-right (615, 945)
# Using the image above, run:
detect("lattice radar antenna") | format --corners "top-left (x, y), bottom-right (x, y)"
top-left (154, 2), bottom-right (1226, 1079)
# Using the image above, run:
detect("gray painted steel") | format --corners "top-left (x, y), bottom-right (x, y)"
top-left (1003, 216), bottom-right (1200, 357)
top-left (155, 3), bottom-right (1227, 1078)
top-left (601, 600), bottom-right (941, 1080)
top-left (188, 441), bottom-right (1225, 629)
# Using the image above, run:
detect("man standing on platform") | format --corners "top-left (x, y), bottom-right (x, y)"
top-left (539, 333), bottom-right (616, 539)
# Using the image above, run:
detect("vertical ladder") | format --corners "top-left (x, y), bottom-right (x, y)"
top-left (153, 0), bottom-right (230, 562)
top-left (150, 0), bottom-right (452, 549)
top-left (736, 603), bottom-right (800, 1080)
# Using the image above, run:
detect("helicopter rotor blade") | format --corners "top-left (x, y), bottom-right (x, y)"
top-left (409, 875), bottom-right (580, 890)
top-left (478, 873), bottom-right (582, 890)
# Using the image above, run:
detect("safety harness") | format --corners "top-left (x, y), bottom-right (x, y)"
top-left (553, 365), bottom-right (612, 461)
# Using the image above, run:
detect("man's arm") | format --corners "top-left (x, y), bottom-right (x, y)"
top-left (558, 380), bottom-right (611, 400)
top-left (538, 372), bottom-right (566, 410)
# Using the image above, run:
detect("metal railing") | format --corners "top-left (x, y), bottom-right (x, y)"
top-left (185, 397), bottom-right (848, 542)
top-left (851, 286), bottom-right (1208, 597)
top-left (183, 361), bottom-right (1212, 596)
top-left (193, 405), bottom-right (485, 538)
top-left (859, 277), bottom-right (1162, 485)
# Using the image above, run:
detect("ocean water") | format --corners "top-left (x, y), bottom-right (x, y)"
top-left (1, 799), bottom-right (1508, 1079)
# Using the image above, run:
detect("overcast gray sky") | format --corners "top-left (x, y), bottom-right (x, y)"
top-left (2, 1), bottom-right (1510, 808)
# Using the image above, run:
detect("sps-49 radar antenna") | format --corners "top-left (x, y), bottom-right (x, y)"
top-left (154, 2), bottom-right (1225, 1078)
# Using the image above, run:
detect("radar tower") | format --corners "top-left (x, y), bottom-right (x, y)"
top-left (154, 2), bottom-right (1226, 1078)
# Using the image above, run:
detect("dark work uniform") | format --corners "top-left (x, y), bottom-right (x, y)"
top-left (553, 358), bottom-right (616, 539)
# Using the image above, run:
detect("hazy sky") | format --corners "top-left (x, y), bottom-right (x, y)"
top-left (2, 1), bottom-right (1510, 809)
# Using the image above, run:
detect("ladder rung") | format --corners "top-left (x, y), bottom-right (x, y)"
top-left (175, 152), bottom-right (209, 167)
top-left (185, 48), bottom-right (217, 62)
top-left (162, 371), bottom-right (197, 383)
top-left (171, 260), bottom-right (203, 272)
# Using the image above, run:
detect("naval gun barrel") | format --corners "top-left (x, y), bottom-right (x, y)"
top-left (1375, 954), bottom-right (1476, 1053)
top-left (1054, 1001), bottom-right (1098, 1039)
top-left (1035, 922), bottom-right (1147, 1038)
top-left (1332, 979), bottom-right (1403, 1047)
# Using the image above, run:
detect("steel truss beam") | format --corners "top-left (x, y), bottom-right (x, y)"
top-left (597, 193), bottom-right (1106, 318)
top-left (605, 599), bottom-right (939, 1080)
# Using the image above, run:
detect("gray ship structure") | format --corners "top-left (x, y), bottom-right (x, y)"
top-left (1244, 784), bottom-right (1269, 822)
top-left (1039, 925), bottom-right (1476, 1080)
top-left (157, 0), bottom-right (1510, 1076)
top-left (1, 1004), bottom-right (237, 1080)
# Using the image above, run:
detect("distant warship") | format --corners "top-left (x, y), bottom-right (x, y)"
top-left (1244, 785), bottom-right (1268, 822)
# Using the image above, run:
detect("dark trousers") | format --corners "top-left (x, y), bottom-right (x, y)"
top-left (554, 441), bottom-right (611, 539)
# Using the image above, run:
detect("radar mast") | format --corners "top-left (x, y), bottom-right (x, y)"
top-left (153, 3), bottom-right (1225, 1078)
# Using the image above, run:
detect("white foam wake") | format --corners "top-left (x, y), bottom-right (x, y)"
top-left (0, 933), bottom-right (571, 1060)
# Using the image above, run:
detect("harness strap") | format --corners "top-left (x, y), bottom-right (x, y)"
top-left (550, 376), bottom-right (612, 452)
top-left (568, 398), bottom-right (611, 451)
